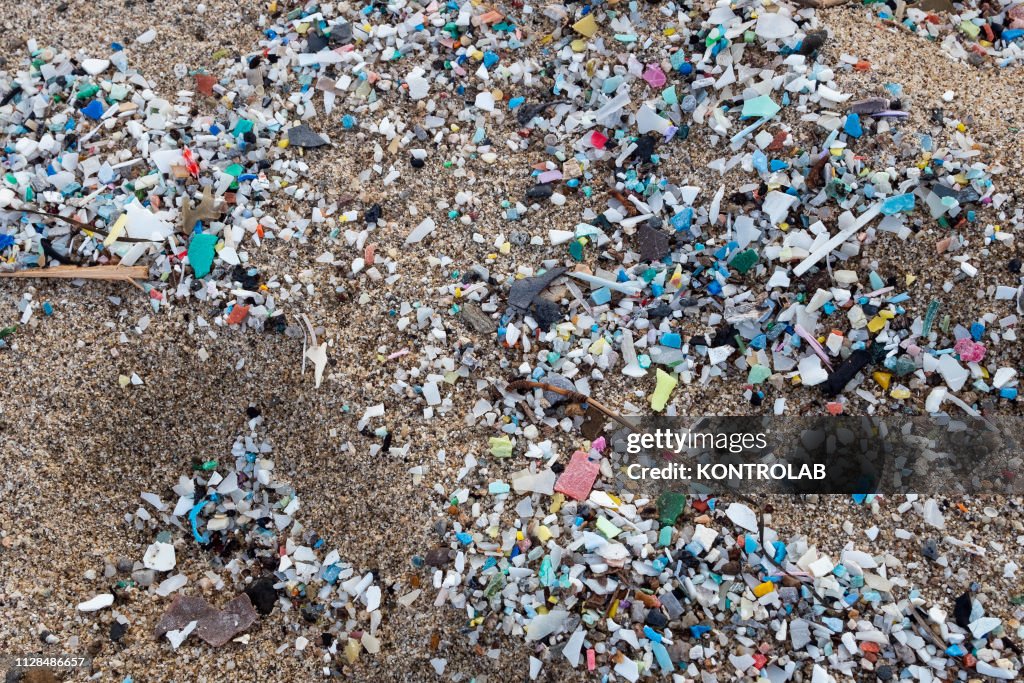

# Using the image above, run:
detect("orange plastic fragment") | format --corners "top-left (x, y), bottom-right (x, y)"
top-left (227, 305), bottom-right (250, 325)
top-left (195, 74), bottom-right (217, 96)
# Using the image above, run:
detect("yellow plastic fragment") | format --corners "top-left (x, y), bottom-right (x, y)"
top-left (867, 316), bottom-right (886, 333)
top-left (890, 386), bottom-right (911, 399)
top-left (873, 371), bottom-right (892, 391)
top-left (573, 14), bottom-right (598, 37)
top-left (344, 638), bottom-right (360, 664)
top-left (753, 581), bottom-right (775, 598)
top-left (535, 525), bottom-right (552, 542)
top-left (104, 213), bottom-right (128, 247)
top-left (650, 369), bottom-right (677, 412)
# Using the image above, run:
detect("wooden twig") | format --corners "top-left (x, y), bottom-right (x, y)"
top-left (791, 0), bottom-right (851, 7)
top-left (507, 379), bottom-right (637, 432)
top-left (0, 264), bottom-right (148, 290)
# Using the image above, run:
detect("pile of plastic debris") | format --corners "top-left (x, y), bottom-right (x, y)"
top-left (119, 415), bottom-right (384, 663)
top-left (872, 0), bottom-right (1024, 67)
top-left (425, 447), bottom-right (1022, 681)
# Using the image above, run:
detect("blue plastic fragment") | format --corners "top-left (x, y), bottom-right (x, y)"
top-left (844, 113), bottom-right (863, 138)
top-left (82, 99), bottom-right (105, 120)
top-left (661, 332), bottom-right (682, 348)
top-left (188, 497), bottom-right (210, 543)
top-left (690, 624), bottom-right (711, 638)
top-left (880, 193), bottom-right (915, 215)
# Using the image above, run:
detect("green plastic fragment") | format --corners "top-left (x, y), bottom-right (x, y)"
top-left (188, 233), bottom-right (219, 279)
top-left (748, 364), bottom-right (771, 384)
top-left (484, 572), bottom-right (506, 598)
top-left (656, 491), bottom-right (686, 525)
top-left (198, 460), bottom-right (218, 471)
top-left (488, 436), bottom-right (513, 458)
top-left (109, 84), bottom-right (129, 101)
top-left (77, 84), bottom-right (100, 100)
top-left (0, 325), bottom-right (17, 339)
top-left (595, 516), bottom-right (621, 539)
top-left (731, 249), bottom-right (758, 274)
top-left (959, 20), bottom-right (980, 39)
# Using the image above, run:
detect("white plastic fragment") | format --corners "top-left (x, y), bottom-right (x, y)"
top-left (405, 217), bottom-right (436, 244)
top-left (77, 594), bottom-right (114, 612)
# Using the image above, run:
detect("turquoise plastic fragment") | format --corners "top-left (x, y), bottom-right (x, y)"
top-left (741, 95), bottom-right (780, 119)
top-left (652, 642), bottom-right (675, 673)
top-left (921, 299), bottom-right (941, 337)
top-left (188, 233), bottom-right (218, 279)
top-left (880, 193), bottom-right (915, 215)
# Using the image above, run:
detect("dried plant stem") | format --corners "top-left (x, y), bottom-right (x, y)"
top-left (791, 0), bottom-right (852, 7)
top-left (0, 264), bottom-right (148, 290)
top-left (507, 379), bottom-right (636, 432)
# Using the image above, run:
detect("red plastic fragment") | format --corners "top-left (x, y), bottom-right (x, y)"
top-left (553, 451), bottom-right (600, 500)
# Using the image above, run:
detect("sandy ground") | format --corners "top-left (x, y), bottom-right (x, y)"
top-left (1, 1), bottom-right (1024, 682)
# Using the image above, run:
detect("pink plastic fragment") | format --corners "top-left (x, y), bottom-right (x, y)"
top-left (590, 130), bottom-right (608, 149)
top-left (591, 436), bottom-right (606, 453)
top-left (794, 324), bottom-right (834, 370)
top-left (642, 65), bottom-right (667, 88)
top-left (587, 648), bottom-right (596, 670)
top-left (954, 338), bottom-right (986, 363)
top-left (554, 451), bottom-right (600, 500)
top-left (537, 170), bottom-right (564, 184)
